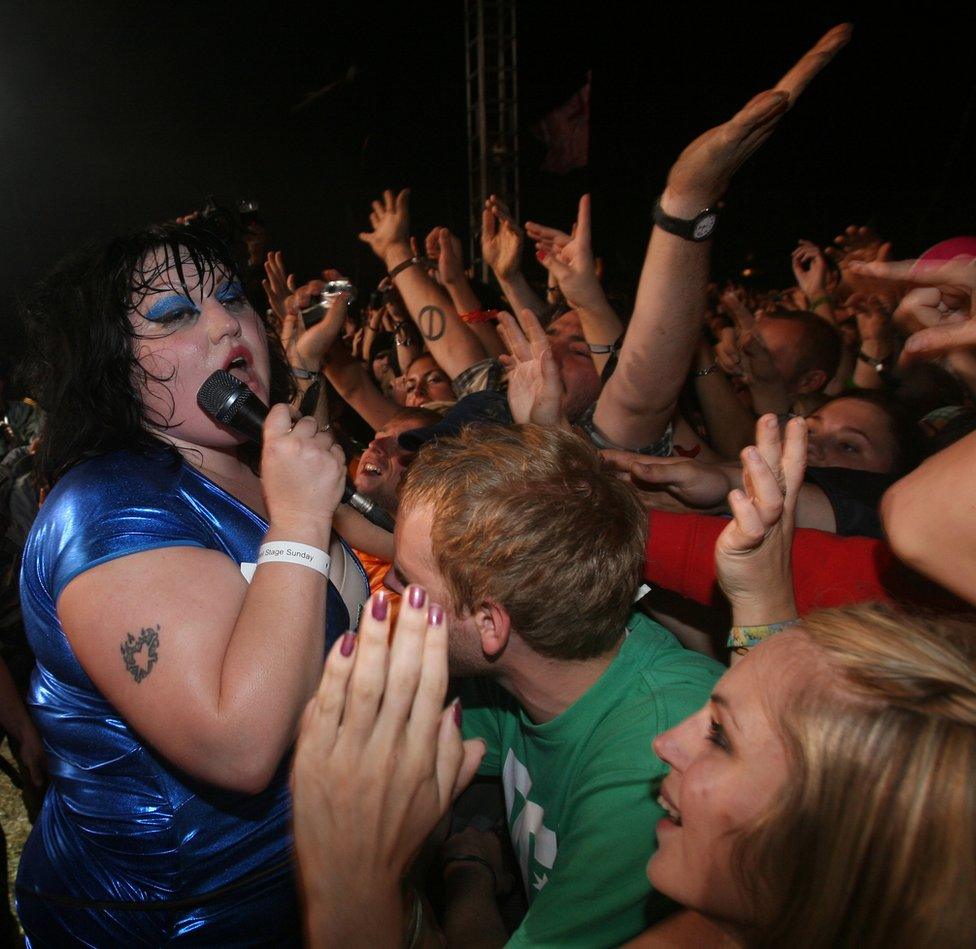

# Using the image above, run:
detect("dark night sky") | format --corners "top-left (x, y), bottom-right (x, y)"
top-left (1, 3), bottom-right (973, 364)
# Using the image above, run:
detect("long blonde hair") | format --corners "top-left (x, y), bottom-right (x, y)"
top-left (735, 603), bottom-right (976, 948)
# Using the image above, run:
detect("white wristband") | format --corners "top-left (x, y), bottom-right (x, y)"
top-left (257, 541), bottom-right (331, 578)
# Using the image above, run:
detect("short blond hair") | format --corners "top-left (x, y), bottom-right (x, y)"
top-left (735, 603), bottom-right (976, 947)
top-left (398, 424), bottom-right (647, 660)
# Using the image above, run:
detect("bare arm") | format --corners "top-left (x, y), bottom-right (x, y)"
top-left (428, 226), bottom-right (506, 359)
top-left (359, 190), bottom-right (487, 380)
top-left (691, 343), bottom-right (758, 459)
top-left (322, 341), bottom-right (400, 431)
top-left (57, 406), bottom-right (347, 793)
top-left (593, 25), bottom-right (851, 449)
top-left (881, 430), bottom-right (976, 605)
top-left (483, 195), bottom-right (547, 318)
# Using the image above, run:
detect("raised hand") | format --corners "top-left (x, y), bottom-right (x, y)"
top-left (281, 275), bottom-right (350, 372)
top-left (852, 256), bottom-right (976, 356)
top-left (663, 24), bottom-right (852, 213)
top-left (714, 414), bottom-right (806, 627)
top-left (425, 226), bottom-right (466, 286)
top-left (481, 195), bottom-right (524, 280)
top-left (497, 308), bottom-right (568, 428)
top-left (825, 224), bottom-right (893, 267)
top-left (533, 195), bottom-right (606, 312)
top-left (262, 251), bottom-right (296, 327)
top-left (524, 219), bottom-right (572, 256)
top-left (791, 240), bottom-right (829, 301)
top-left (292, 588), bottom-right (485, 945)
top-left (359, 188), bottom-right (411, 262)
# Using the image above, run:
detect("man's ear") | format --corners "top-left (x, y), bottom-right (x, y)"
top-left (795, 368), bottom-right (827, 394)
top-left (475, 601), bottom-right (511, 659)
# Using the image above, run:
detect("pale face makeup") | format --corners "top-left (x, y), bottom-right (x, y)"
top-left (129, 247), bottom-right (271, 452)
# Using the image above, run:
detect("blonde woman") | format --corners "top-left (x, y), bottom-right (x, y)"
top-left (640, 415), bottom-right (976, 946)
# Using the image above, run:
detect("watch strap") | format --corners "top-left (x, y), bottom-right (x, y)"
top-left (652, 196), bottom-right (718, 242)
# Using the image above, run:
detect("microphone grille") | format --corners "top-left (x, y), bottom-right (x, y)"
top-left (197, 370), bottom-right (247, 424)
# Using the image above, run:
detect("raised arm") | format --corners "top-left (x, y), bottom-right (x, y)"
top-left (483, 195), bottom-right (547, 318)
top-left (592, 24), bottom-right (851, 450)
top-left (426, 225), bottom-right (506, 358)
top-left (531, 195), bottom-right (624, 375)
top-left (713, 415), bottom-right (806, 662)
top-left (359, 189), bottom-right (487, 380)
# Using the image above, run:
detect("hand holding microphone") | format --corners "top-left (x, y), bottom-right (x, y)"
top-left (197, 371), bottom-right (396, 533)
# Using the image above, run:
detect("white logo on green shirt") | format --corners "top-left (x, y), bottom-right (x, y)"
top-left (503, 749), bottom-right (558, 895)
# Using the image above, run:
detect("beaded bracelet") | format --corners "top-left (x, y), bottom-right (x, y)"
top-left (807, 294), bottom-right (832, 310)
top-left (727, 618), bottom-right (800, 651)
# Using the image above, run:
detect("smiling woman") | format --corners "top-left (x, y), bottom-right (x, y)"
top-left (14, 217), bottom-right (368, 944)
top-left (647, 607), bottom-right (976, 946)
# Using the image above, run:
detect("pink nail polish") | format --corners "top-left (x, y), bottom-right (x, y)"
top-left (408, 585), bottom-right (426, 609)
top-left (372, 592), bottom-right (389, 621)
top-left (453, 699), bottom-right (463, 728)
top-left (340, 632), bottom-right (355, 657)
top-left (428, 603), bottom-right (444, 626)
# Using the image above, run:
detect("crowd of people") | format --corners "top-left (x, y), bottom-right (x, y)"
top-left (0, 19), bottom-right (972, 947)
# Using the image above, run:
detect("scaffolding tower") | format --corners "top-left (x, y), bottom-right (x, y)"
top-left (464, 0), bottom-right (519, 282)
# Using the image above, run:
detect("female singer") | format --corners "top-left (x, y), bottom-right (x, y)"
top-left (15, 217), bottom-right (367, 944)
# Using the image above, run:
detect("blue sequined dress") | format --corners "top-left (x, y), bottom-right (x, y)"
top-left (15, 449), bottom-right (367, 946)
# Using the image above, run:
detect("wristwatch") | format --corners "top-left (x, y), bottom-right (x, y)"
top-left (652, 196), bottom-right (718, 242)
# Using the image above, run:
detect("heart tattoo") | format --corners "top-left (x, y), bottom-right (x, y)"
top-left (121, 624), bottom-right (160, 684)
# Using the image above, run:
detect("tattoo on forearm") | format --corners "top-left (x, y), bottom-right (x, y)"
top-left (121, 624), bottom-right (160, 683)
top-left (418, 305), bottom-right (446, 341)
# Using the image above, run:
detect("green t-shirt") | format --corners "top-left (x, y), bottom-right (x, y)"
top-left (460, 612), bottom-right (722, 948)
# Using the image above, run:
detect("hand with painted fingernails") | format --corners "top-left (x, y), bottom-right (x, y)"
top-left (292, 587), bottom-right (485, 945)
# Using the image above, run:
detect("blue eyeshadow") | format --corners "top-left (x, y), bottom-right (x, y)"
top-left (145, 295), bottom-right (198, 322)
top-left (216, 279), bottom-right (244, 303)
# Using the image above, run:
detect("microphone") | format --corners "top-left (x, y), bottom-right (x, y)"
top-left (197, 370), bottom-right (396, 533)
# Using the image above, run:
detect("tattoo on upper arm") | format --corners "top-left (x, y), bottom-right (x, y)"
top-left (121, 624), bottom-right (160, 684)
top-left (418, 305), bottom-right (446, 341)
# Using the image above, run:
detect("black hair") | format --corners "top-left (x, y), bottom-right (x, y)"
top-left (22, 214), bottom-right (294, 486)
top-left (824, 389), bottom-right (926, 476)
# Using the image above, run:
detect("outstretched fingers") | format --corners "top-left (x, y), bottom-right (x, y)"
top-left (774, 23), bottom-right (853, 104)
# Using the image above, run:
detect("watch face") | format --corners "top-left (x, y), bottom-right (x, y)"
top-left (693, 213), bottom-right (717, 240)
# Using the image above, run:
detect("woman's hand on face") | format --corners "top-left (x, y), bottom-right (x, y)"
top-left (714, 414), bottom-right (806, 615)
top-left (259, 403), bottom-right (346, 538)
top-left (292, 588), bottom-right (485, 941)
